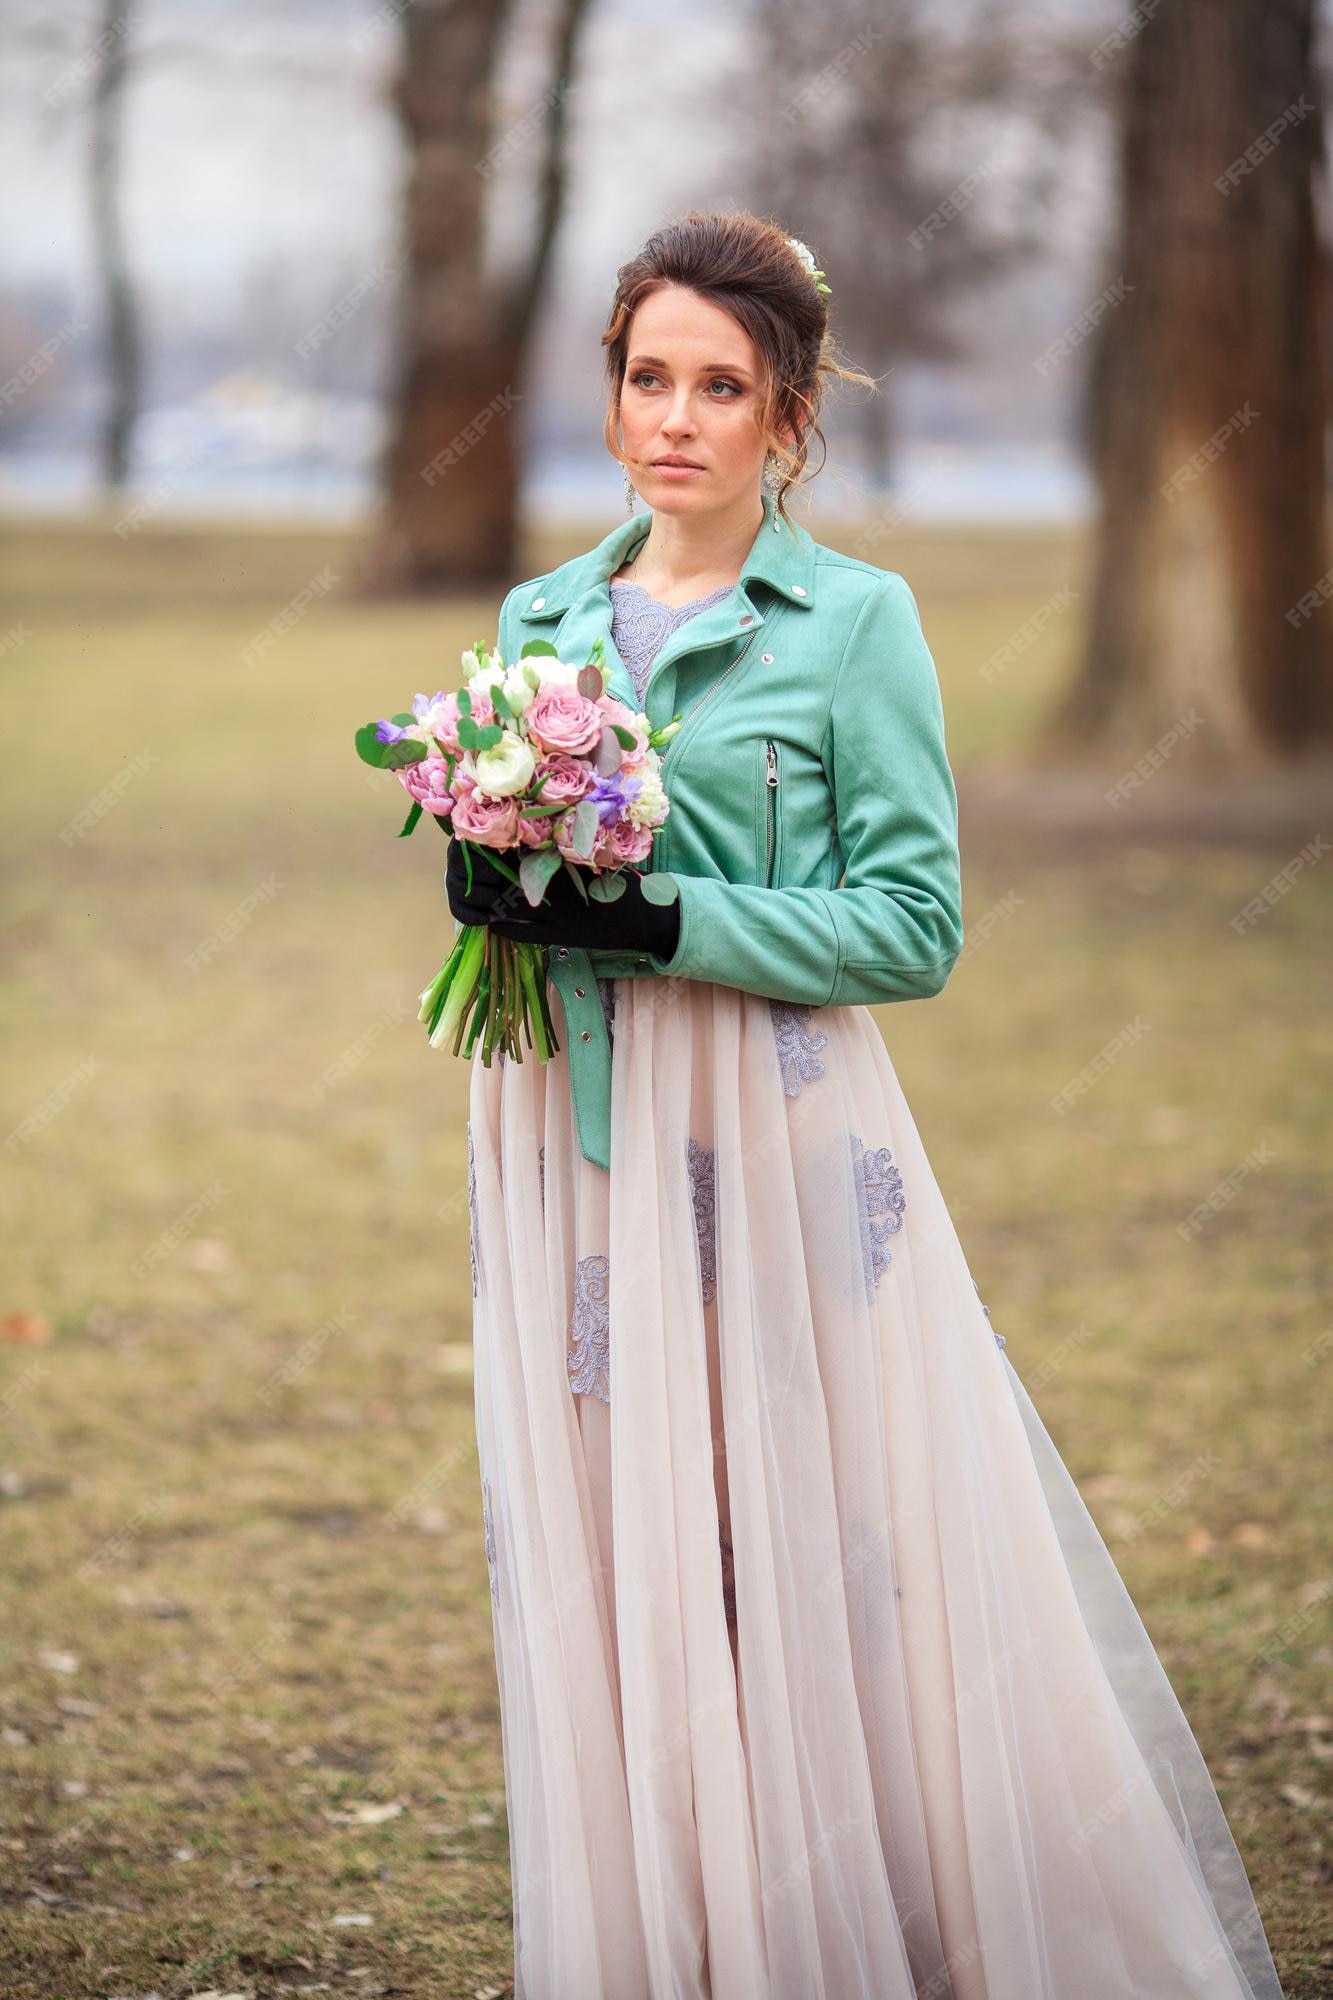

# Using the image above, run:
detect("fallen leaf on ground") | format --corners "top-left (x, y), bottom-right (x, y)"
top-left (0, 1312), bottom-right (52, 1343)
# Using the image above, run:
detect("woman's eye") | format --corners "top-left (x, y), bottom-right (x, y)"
top-left (627, 371), bottom-right (740, 395)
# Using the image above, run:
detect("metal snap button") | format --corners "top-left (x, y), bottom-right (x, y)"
top-left (738, 614), bottom-right (753, 625)
top-left (555, 947), bottom-right (569, 958)
top-left (580, 1029), bottom-right (591, 1041)
top-left (761, 651), bottom-right (774, 664)
top-left (573, 986), bottom-right (585, 997)
top-left (531, 595), bottom-right (546, 609)
top-left (791, 584), bottom-right (807, 596)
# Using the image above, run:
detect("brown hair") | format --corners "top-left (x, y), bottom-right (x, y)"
top-left (601, 208), bottom-right (875, 527)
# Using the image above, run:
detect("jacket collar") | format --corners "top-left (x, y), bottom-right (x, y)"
top-left (519, 489), bottom-right (817, 620)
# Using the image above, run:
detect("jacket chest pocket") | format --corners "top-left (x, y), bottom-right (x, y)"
top-left (759, 736), bottom-right (783, 887)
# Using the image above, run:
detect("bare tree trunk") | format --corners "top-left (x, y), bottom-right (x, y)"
top-left (90, 0), bottom-right (141, 490)
top-left (365, 0), bottom-right (591, 596)
top-left (1050, 0), bottom-right (1332, 770)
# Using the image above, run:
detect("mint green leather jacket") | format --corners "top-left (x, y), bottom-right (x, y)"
top-left (491, 489), bottom-right (964, 1170)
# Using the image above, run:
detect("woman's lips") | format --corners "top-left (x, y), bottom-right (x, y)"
top-left (653, 462), bottom-right (705, 477)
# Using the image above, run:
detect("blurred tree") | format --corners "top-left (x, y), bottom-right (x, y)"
top-left (366, 0), bottom-right (593, 595)
top-left (89, 0), bottom-right (142, 489)
top-left (1054, 0), bottom-right (1332, 765)
top-left (745, 0), bottom-right (1094, 493)
top-left (22, 0), bottom-right (145, 487)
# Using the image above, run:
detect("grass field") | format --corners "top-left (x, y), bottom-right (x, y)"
top-left (1, 513), bottom-right (1329, 1998)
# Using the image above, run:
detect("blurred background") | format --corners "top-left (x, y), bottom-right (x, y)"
top-left (1, 1), bottom-right (1331, 1995)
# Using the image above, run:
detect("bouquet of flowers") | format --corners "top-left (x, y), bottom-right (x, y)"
top-left (355, 634), bottom-right (680, 1065)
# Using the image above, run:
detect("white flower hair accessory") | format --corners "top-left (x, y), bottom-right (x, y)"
top-left (784, 234), bottom-right (831, 296)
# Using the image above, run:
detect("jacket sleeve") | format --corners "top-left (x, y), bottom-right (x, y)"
top-left (646, 573), bottom-right (964, 1007)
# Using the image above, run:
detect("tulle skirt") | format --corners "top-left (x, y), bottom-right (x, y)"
top-left (466, 976), bottom-right (1284, 2000)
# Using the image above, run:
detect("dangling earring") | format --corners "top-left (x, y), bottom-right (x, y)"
top-left (761, 451), bottom-right (782, 499)
top-left (624, 464), bottom-right (638, 511)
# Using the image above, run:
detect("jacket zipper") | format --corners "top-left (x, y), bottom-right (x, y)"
top-left (764, 739), bottom-right (779, 886)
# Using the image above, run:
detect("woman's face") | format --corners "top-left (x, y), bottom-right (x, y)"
top-left (618, 283), bottom-right (789, 519)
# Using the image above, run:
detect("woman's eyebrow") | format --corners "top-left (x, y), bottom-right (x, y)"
top-left (628, 355), bottom-right (753, 378)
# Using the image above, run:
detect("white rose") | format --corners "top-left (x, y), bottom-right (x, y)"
top-left (534, 657), bottom-right (583, 688)
top-left (468, 732), bottom-right (535, 797)
top-left (469, 661), bottom-right (507, 695)
top-left (626, 765), bottom-right (667, 827)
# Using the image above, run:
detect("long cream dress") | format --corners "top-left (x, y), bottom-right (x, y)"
top-left (464, 581), bottom-right (1285, 2000)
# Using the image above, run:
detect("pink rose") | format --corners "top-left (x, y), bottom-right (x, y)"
top-left (397, 754), bottom-right (455, 819)
top-left (553, 809), bottom-right (594, 861)
top-left (451, 789), bottom-right (519, 848)
top-left (515, 814), bottom-right (551, 848)
top-left (532, 753), bottom-right (593, 806)
top-left (594, 819), bottom-right (655, 868)
top-left (597, 696), bottom-right (648, 756)
top-left (430, 686), bottom-right (496, 755)
top-left (526, 684), bottom-right (603, 757)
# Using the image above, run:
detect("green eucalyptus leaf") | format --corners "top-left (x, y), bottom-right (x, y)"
top-left (592, 726), bottom-right (622, 774)
top-left (457, 716), bottom-right (504, 751)
top-left (520, 640), bottom-right (558, 658)
top-left (639, 873), bottom-right (680, 906)
top-left (356, 721), bottom-right (429, 769)
top-left (518, 845), bottom-right (563, 906)
top-left (572, 798), bottom-right (601, 858)
top-left (577, 665), bottom-right (603, 700)
top-left (587, 870), bottom-right (627, 902)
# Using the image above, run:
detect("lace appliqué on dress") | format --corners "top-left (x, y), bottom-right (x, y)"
top-left (481, 1473), bottom-right (499, 1607)
top-left (568, 1252), bottom-right (611, 1404)
top-left (609, 577), bottom-right (736, 706)
top-left (467, 1121), bottom-right (479, 1298)
top-left (596, 977), bottom-right (617, 1047)
top-left (686, 1136), bottom-right (717, 1305)
top-left (769, 999), bottom-right (829, 1096)
top-left (850, 1133), bottom-right (906, 1298)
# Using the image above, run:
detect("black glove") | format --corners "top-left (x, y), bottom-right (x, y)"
top-left (445, 837), bottom-right (681, 958)
top-left (445, 838), bottom-right (533, 927)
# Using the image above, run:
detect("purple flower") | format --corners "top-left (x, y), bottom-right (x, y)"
top-left (376, 692), bottom-right (446, 744)
top-left (587, 770), bottom-right (644, 824)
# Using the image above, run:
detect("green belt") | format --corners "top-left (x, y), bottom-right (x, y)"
top-left (543, 943), bottom-right (661, 1170)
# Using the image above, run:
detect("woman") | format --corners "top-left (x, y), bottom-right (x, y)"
top-left (447, 211), bottom-right (1284, 1999)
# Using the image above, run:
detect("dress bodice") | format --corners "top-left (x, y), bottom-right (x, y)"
top-left (608, 578), bottom-right (737, 706)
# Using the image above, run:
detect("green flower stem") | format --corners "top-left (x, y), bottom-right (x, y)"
top-left (459, 952), bottom-right (492, 1057)
top-left (481, 931), bottom-right (503, 1065)
top-left (502, 939), bottom-right (523, 1061)
top-left (428, 922), bottom-right (486, 1048)
top-left (418, 927), bottom-right (558, 1067)
top-left (516, 943), bottom-right (557, 1060)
